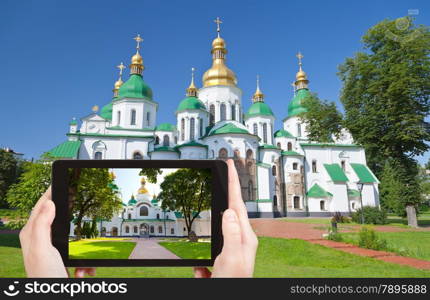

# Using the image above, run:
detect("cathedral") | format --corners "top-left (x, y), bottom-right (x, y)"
top-left (48, 18), bottom-right (380, 217)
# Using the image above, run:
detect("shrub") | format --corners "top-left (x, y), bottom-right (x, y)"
top-left (5, 219), bottom-right (27, 230)
top-left (351, 206), bottom-right (387, 224)
top-left (331, 211), bottom-right (351, 223)
top-left (358, 227), bottom-right (387, 250)
top-left (327, 231), bottom-right (343, 242)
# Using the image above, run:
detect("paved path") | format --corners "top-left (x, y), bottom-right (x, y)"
top-left (250, 218), bottom-right (430, 270)
top-left (128, 238), bottom-right (180, 259)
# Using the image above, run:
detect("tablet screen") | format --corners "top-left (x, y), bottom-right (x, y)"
top-left (67, 167), bottom-right (212, 261)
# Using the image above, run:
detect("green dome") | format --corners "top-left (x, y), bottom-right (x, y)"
top-left (177, 96), bottom-right (206, 112)
top-left (128, 195), bottom-right (137, 206)
top-left (100, 102), bottom-right (113, 120)
top-left (246, 102), bottom-right (274, 117)
top-left (118, 74), bottom-right (153, 100)
top-left (274, 129), bottom-right (294, 138)
top-left (155, 123), bottom-right (176, 132)
top-left (288, 88), bottom-right (310, 117)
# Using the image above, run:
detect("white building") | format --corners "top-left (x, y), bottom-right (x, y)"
top-left (49, 22), bottom-right (379, 218)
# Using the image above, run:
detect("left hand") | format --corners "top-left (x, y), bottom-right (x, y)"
top-left (19, 187), bottom-right (96, 278)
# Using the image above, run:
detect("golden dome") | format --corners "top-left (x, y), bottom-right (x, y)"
top-left (138, 187), bottom-right (149, 194)
top-left (296, 69), bottom-right (307, 81)
top-left (114, 78), bottom-right (123, 89)
top-left (140, 177), bottom-right (146, 184)
top-left (131, 52), bottom-right (143, 65)
top-left (212, 37), bottom-right (226, 50)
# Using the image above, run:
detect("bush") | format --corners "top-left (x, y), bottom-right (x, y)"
top-left (358, 227), bottom-right (387, 250)
top-left (351, 206), bottom-right (387, 224)
top-left (331, 211), bottom-right (351, 223)
top-left (5, 219), bottom-right (27, 230)
top-left (327, 231), bottom-right (343, 242)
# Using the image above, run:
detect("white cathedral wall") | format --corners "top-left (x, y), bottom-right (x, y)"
top-left (283, 116), bottom-right (309, 139)
top-left (176, 110), bottom-right (208, 143)
top-left (150, 151), bottom-right (179, 160)
top-left (154, 131), bottom-right (176, 147)
top-left (179, 146), bottom-right (207, 159)
top-left (78, 137), bottom-right (152, 159)
top-left (259, 149), bottom-right (280, 164)
top-left (282, 156), bottom-right (303, 184)
top-left (112, 98), bottom-right (157, 129)
top-left (205, 134), bottom-right (259, 159)
top-left (274, 137), bottom-right (299, 152)
top-left (245, 115), bottom-right (275, 144)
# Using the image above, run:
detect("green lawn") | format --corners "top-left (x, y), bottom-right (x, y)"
top-left (338, 231), bottom-right (430, 261)
top-left (158, 241), bottom-right (211, 259)
top-left (69, 240), bottom-right (136, 259)
top-left (1, 234), bottom-right (430, 277)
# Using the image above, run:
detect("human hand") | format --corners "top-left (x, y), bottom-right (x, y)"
top-left (19, 187), bottom-right (95, 278)
top-left (194, 159), bottom-right (258, 278)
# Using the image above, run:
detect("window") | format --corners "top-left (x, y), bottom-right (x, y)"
top-left (273, 195), bottom-right (278, 206)
top-left (293, 163), bottom-right (298, 170)
top-left (117, 111), bottom-right (121, 125)
top-left (130, 109), bottom-right (136, 125)
top-left (277, 142), bottom-right (281, 149)
top-left (150, 226), bottom-right (154, 233)
top-left (171, 228), bottom-right (174, 235)
top-left (312, 160), bottom-right (317, 173)
top-left (94, 151), bottom-right (102, 160)
top-left (248, 180), bottom-right (253, 201)
top-left (220, 103), bottom-right (226, 121)
top-left (287, 142), bottom-right (292, 151)
top-left (253, 123), bottom-right (258, 135)
top-left (181, 118), bottom-right (185, 140)
top-left (352, 202), bottom-right (356, 210)
top-left (209, 104), bottom-right (215, 125)
top-left (156, 214), bottom-right (160, 219)
top-left (341, 160), bottom-right (346, 171)
top-left (320, 200), bottom-right (325, 211)
top-left (297, 123), bottom-right (302, 137)
top-left (233, 149), bottom-right (240, 158)
top-left (163, 135), bottom-right (170, 147)
top-left (272, 165), bottom-right (276, 176)
top-left (133, 226), bottom-right (138, 233)
top-left (174, 136), bottom-right (178, 144)
top-left (155, 136), bottom-right (160, 145)
top-left (128, 213), bottom-right (131, 219)
top-left (158, 226), bottom-right (163, 234)
top-left (190, 117), bottom-right (195, 140)
top-left (146, 111), bottom-right (150, 126)
top-left (199, 118), bottom-right (203, 137)
top-left (293, 196), bottom-right (300, 209)
top-left (231, 104), bottom-right (236, 120)
top-left (263, 123), bottom-right (268, 143)
top-left (133, 152), bottom-right (143, 159)
top-left (139, 206), bottom-right (148, 216)
top-left (125, 226), bottom-right (129, 233)
top-left (218, 148), bottom-right (228, 159)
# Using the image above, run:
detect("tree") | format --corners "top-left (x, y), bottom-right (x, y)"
top-left (70, 168), bottom-right (122, 240)
top-left (299, 93), bottom-right (343, 143)
top-left (139, 168), bottom-right (162, 184)
top-left (158, 168), bottom-right (211, 240)
top-left (338, 17), bottom-right (430, 226)
top-left (0, 150), bottom-right (22, 208)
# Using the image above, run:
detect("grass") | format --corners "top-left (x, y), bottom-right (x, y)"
top-left (1, 234), bottom-right (430, 277)
top-left (158, 241), bottom-right (211, 259)
top-left (69, 240), bottom-right (136, 259)
top-left (338, 231), bottom-right (430, 261)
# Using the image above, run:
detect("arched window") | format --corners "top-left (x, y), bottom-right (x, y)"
top-left (94, 151), bottom-right (102, 160)
top-left (253, 123), bottom-right (258, 135)
top-left (287, 142), bottom-right (292, 151)
top-left (211, 150), bottom-right (215, 158)
top-left (174, 136), bottom-right (178, 144)
top-left (133, 226), bottom-right (138, 233)
top-left (341, 160), bottom-right (346, 171)
top-left (117, 111), bottom-right (121, 125)
top-left (272, 165), bottom-right (276, 176)
top-left (220, 103), bottom-right (226, 121)
top-left (293, 196), bottom-right (300, 209)
top-left (248, 180), bottom-right (253, 201)
top-left (312, 160), bottom-right (317, 173)
top-left (273, 195), bottom-right (278, 206)
top-left (352, 202), bottom-right (356, 210)
top-left (133, 152), bottom-right (143, 159)
top-left (139, 206), bottom-right (148, 216)
top-left (297, 123), bottom-right (302, 137)
top-left (231, 104), bottom-right (236, 120)
top-left (320, 200), bottom-right (325, 211)
top-left (156, 213), bottom-right (160, 219)
top-left (158, 226), bottom-right (163, 234)
top-left (146, 111), bottom-right (151, 126)
top-left (130, 109), bottom-right (136, 125)
top-left (163, 135), bottom-right (170, 147)
top-left (125, 226), bottom-right (129, 233)
top-left (150, 226), bottom-right (154, 233)
top-left (209, 104), bottom-right (215, 125)
top-left (128, 213), bottom-right (131, 219)
top-left (293, 163), bottom-right (298, 170)
top-left (277, 142), bottom-right (281, 149)
top-left (263, 123), bottom-right (268, 143)
top-left (181, 118), bottom-right (185, 141)
top-left (198, 118), bottom-right (203, 137)
top-left (190, 117), bottom-right (195, 140)
top-left (218, 148), bottom-right (228, 159)
top-left (155, 136), bottom-right (160, 145)
top-left (233, 149), bottom-right (240, 158)
top-left (171, 228), bottom-right (174, 234)
top-left (246, 149), bottom-right (253, 160)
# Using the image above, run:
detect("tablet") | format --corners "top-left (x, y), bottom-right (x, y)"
top-left (51, 160), bottom-right (228, 267)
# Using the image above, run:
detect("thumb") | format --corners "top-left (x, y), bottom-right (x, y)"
top-left (32, 199), bottom-right (56, 246)
top-left (221, 209), bottom-right (242, 255)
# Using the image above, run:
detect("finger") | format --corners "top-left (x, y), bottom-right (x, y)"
top-left (194, 267), bottom-right (211, 278)
top-left (31, 199), bottom-right (56, 246)
top-left (74, 268), bottom-right (86, 278)
top-left (27, 186), bottom-right (52, 226)
top-left (221, 209), bottom-right (242, 255)
top-left (75, 268), bottom-right (96, 277)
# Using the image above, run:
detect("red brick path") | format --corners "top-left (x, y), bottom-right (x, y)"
top-left (250, 219), bottom-right (430, 270)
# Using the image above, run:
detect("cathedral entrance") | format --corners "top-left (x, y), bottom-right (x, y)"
top-left (140, 223), bottom-right (149, 238)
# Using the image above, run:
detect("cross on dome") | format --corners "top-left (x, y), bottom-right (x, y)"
top-left (134, 34), bottom-right (143, 51)
top-left (214, 17), bottom-right (222, 37)
top-left (117, 62), bottom-right (126, 77)
top-left (296, 51), bottom-right (304, 66)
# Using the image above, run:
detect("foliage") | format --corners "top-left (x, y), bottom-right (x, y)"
top-left (299, 93), bottom-right (344, 143)
top-left (351, 206), bottom-right (387, 224)
top-left (6, 159), bottom-right (52, 215)
top-left (139, 168), bottom-right (162, 184)
top-left (327, 231), bottom-right (343, 242)
top-left (0, 150), bottom-right (23, 208)
top-left (357, 227), bottom-right (387, 251)
top-left (158, 168), bottom-right (211, 239)
top-left (4, 219), bottom-right (27, 230)
top-left (331, 211), bottom-right (351, 223)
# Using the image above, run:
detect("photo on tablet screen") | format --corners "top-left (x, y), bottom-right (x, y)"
top-left (67, 167), bottom-right (212, 260)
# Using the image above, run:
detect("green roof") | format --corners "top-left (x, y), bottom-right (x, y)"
top-left (69, 119), bottom-right (78, 125)
top-left (47, 140), bottom-right (81, 158)
top-left (155, 123), bottom-right (176, 132)
top-left (307, 183), bottom-right (333, 198)
top-left (288, 88), bottom-right (310, 117)
top-left (274, 129), bottom-right (294, 138)
top-left (347, 189), bottom-right (361, 198)
top-left (176, 141), bottom-right (208, 148)
top-left (176, 96), bottom-right (206, 112)
top-left (281, 150), bottom-right (303, 156)
top-left (209, 123), bottom-right (251, 136)
top-left (118, 74), bottom-right (153, 100)
top-left (100, 102), bottom-right (113, 120)
top-left (350, 163), bottom-right (378, 183)
top-left (246, 102), bottom-right (274, 117)
top-left (258, 144), bottom-right (279, 150)
top-left (174, 211), bottom-right (201, 218)
top-left (323, 164), bottom-right (349, 182)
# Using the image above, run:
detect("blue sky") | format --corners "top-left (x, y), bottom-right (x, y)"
top-left (0, 0), bottom-right (428, 163)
